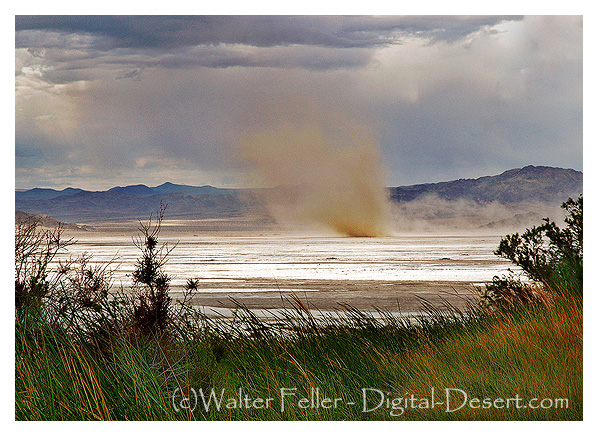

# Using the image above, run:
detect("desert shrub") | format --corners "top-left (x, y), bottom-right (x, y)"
top-left (15, 217), bottom-right (126, 356)
top-left (15, 218), bottom-right (72, 317)
top-left (54, 254), bottom-right (114, 310)
top-left (48, 254), bottom-right (121, 347)
top-left (15, 202), bottom-right (202, 346)
top-left (490, 195), bottom-right (582, 305)
top-left (479, 272), bottom-right (544, 309)
top-left (130, 203), bottom-right (177, 336)
top-left (185, 278), bottom-right (200, 291)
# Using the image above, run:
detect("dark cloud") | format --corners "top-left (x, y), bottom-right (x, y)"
top-left (15, 16), bottom-right (523, 73)
top-left (16, 15), bottom-right (520, 50)
top-left (14, 16), bottom-right (581, 191)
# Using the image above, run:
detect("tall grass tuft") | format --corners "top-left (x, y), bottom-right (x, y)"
top-left (15, 288), bottom-right (581, 420)
top-left (15, 313), bottom-right (183, 420)
top-left (14, 201), bottom-right (582, 420)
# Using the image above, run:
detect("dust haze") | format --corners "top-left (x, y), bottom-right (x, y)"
top-left (236, 98), bottom-right (391, 237)
top-left (388, 194), bottom-right (567, 234)
top-left (230, 95), bottom-right (571, 237)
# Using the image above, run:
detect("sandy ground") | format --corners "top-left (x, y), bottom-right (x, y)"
top-left (175, 278), bottom-right (479, 314)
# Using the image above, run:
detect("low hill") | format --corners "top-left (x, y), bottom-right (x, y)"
top-left (15, 210), bottom-right (94, 231)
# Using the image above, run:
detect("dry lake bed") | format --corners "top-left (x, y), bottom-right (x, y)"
top-left (56, 221), bottom-right (515, 317)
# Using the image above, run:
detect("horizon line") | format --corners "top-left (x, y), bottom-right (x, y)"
top-left (15, 165), bottom-right (582, 193)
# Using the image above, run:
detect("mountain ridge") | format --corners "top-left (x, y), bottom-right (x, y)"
top-left (15, 166), bottom-right (582, 223)
top-left (389, 165), bottom-right (582, 204)
top-left (15, 182), bottom-right (233, 202)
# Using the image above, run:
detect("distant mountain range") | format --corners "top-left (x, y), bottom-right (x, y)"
top-left (15, 184), bottom-right (259, 223)
top-left (389, 165), bottom-right (582, 204)
top-left (15, 166), bottom-right (582, 224)
top-left (15, 182), bottom-right (234, 201)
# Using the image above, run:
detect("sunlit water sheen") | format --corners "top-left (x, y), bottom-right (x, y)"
top-left (52, 234), bottom-right (513, 292)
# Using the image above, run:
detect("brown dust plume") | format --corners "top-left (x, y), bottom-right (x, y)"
top-left (239, 106), bottom-right (390, 237)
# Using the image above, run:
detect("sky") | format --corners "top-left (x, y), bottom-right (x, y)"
top-left (14, 15), bottom-right (583, 190)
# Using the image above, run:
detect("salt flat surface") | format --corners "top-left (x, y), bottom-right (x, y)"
top-left (54, 233), bottom-right (512, 290)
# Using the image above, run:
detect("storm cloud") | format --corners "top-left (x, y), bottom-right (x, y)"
top-left (16, 16), bottom-right (519, 50)
top-left (15, 15), bottom-right (581, 190)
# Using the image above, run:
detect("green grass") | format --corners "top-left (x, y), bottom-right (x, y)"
top-left (15, 288), bottom-right (582, 421)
